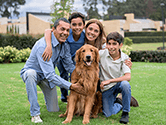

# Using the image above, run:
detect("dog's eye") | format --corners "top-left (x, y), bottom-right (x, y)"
top-left (82, 50), bottom-right (85, 52)
top-left (90, 49), bottom-right (93, 52)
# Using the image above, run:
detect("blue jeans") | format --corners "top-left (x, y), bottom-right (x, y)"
top-left (57, 60), bottom-right (69, 100)
top-left (21, 69), bottom-right (59, 116)
top-left (102, 81), bottom-right (131, 117)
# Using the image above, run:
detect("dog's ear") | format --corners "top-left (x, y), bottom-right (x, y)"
top-left (94, 47), bottom-right (100, 63)
top-left (75, 47), bottom-right (82, 64)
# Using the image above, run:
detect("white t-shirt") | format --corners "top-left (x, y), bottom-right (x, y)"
top-left (99, 49), bottom-right (131, 92)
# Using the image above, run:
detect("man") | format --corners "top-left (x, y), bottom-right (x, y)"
top-left (20, 18), bottom-right (85, 123)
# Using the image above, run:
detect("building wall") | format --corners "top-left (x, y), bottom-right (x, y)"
top-left (28, 14), bottom-right (50, 34)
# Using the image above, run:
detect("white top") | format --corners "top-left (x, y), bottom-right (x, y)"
top-left (99, 49), bottom-right (131, 92)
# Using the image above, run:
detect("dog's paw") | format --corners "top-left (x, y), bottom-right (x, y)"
top-left (62, 120), bottom-right (71, 124)
top-left (59, 114), bottom-right (66, 118)
top-left (82, 120), bottom-right (90, 124)
top-left (91, 114), bottom-right (98, 118)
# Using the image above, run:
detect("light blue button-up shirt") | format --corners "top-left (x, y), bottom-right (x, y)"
top-left (20, 32), bottom-right (75, 89)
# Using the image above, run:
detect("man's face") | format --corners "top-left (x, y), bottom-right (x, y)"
top-left (106, 39), bottom-right (123, 56)
top-left (52, 21), bottom-right (70, 44)
top-left (70, 17), bottom-right (85, 36)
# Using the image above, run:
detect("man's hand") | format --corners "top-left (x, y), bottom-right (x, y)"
top-left (70, 84), bottom-right (87, 96)
top-left (125, 58), bottom-right (132, 69)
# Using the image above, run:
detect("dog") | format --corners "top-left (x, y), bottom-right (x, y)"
top-left (59, 44), bottom-right (102, 124)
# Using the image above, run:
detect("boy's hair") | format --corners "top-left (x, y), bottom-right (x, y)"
top-left (54, 18), bottom-right (70, 29)
top-left (68, 12), bottom-right (85, 25)
top-left (106, 32), bottom-right (124, 44)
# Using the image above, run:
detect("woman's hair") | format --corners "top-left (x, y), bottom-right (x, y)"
top-left (85, 19), bottom-right (106, 50)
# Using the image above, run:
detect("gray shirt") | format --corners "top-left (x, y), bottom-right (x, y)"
top-left (99, 49), bottom-right (131, 92)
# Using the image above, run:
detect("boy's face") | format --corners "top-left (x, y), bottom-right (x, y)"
top-left (71, 17), bottom-right (85, 36)
top-left (52, 21), bottom-right (70, 44)
top-left (106, 39), bottom-right (123, 56)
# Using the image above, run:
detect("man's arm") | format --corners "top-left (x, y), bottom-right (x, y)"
top-left (100, 73), bottom-right (131, 90)
top-left (42, 29), bottom-right (53, 61)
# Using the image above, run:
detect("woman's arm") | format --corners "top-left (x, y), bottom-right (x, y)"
top-left (42, 29), bottom-right (53, 61)
top-left (100, 73), bottom-right (131, 90)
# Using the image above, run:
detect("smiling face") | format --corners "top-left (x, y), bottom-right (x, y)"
top-left (106, 39), bottom-right (123, 57)
top-left (71, 17), bottom-right (85, 37)
top-left (52, 21), bottom-right (70, 44)
top-left (85, 23), bottom-right (100, 42)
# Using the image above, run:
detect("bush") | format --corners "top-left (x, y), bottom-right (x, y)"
top-left (0, 46), bottom-right (31, 63)
top-left (124, 37), bottom-right (133, 46)
top-left (0, 33), bottom-right (43, 50)
top-left (129, 50), bottom-right (166, 63)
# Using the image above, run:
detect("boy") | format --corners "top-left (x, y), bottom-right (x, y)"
top-left (99, 32), bottom-right (131, 124)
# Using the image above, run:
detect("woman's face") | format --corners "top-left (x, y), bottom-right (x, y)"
top-left (85, 23), bottom-right (100, 42)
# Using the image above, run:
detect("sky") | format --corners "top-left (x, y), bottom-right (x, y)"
top-left (17, 0), bottom-right (104, 18)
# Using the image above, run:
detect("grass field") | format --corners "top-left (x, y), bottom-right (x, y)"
top-left (0, 62), bottom-right (166, 125)
top-left (131, 42), bottom-right (164, 51)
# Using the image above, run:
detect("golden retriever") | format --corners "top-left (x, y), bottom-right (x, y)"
top-left (59, 44), bottom-right (102, 124)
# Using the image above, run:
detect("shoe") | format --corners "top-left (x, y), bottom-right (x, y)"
top-left (31, 115), bottom-right (43, 123)
top-left (114, 98), bottom-right (123, 106)
top-left (119, 112), bottom-right (129, 124)
top-left (117, 93), bottom-right (139, 107)
top-left (61, 99), bottom-right (67, 103)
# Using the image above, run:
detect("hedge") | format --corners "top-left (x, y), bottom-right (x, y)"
top-left (129, 50), bottom-right (166, 63)
top-left (127, 36), bottom-right (163, 43)
top-left (125, 31), bottom-right (166, 37)
top-left (0, 33), bottom-right (43, 50)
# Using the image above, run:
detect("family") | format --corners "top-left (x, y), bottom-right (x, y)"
top-left (20, 12), bottom-right (136, 124)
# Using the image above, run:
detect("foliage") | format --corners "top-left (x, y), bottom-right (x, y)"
top-left (121, 45), bottom-right (132, 56)
top-left (124, 37), bottom-right (133, 46)
top-left (0, 0), bottom-right (26, 18)
top-left (130, 50), bottom-right (166, 63)
top-left (0, 46), bottom-right (31, 63)
top-left (51, 0), bottom-right (74, 23)
top-left (0, 33), bottom-right (42, 50)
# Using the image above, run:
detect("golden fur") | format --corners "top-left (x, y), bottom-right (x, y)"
top-left (59, 44), bottom-right (102, 124)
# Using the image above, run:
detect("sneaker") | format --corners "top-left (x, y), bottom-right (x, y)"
top-left (119, 112), bottom-right (129, 124)
top-left (31, 115), bottom-right (43, 123)
top-left (61, 99), bottom-right (67, 103)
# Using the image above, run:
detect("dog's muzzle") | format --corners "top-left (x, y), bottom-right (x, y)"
top-left (83, 55), bottom-right (93, 66)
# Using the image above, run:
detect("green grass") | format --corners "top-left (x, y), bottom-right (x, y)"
top-left (131, 42), bottom-right (163, 51)
top-left (0, 62), bottom-right (166, 125)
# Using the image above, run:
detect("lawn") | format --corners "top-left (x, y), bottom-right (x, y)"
top-left (131, 42), bottom-right (164, 51)
top-left (0, 62), bottom-right (166, 125)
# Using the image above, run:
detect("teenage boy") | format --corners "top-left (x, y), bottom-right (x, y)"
top-left (42, 12), bottom-right (85, 102)
top-left (99, 32), bottom-right (131, 124)
top-left (20, 18), bottom-right (86, 123)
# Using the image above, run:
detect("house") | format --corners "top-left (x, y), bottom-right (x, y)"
top-left (0, 12), bottom-right (165, 36)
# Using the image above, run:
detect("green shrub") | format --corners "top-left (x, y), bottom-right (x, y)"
top-left (0, 46), bottom-right (31, 63)
top-left (124, 37), bottom-right (133, 46)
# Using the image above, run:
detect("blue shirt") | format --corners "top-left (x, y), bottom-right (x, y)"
top-left (67, 29), bottom-right (85, 58)
top-left (20, 32), bottom-right (75, 89)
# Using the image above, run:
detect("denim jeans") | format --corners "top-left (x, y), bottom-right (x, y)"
top-left (21, 69), bottom-right (59, 116)
top-left (57, 60), bottom-right (69, 100)
top-left (102, 81), bottom-right (131, 117)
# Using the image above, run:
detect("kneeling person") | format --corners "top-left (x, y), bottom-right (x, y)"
top-left (20, 18), bottom-right (85, 123)
top-left (99, 32), bottom-right (131, 124)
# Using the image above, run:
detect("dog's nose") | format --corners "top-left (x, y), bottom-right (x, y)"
top-left (86, 55), bottom-right (91, 60)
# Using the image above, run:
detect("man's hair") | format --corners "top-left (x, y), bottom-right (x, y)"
top-left (53, 18), bottom-right (70, 29)
top-left (68, 12), bottom-right (85, 25)
top-left (106, 32), bottom-right (124, 44)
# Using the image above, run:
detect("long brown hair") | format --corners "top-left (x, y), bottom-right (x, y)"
top-left (85, 19), bottom-right (106, 50)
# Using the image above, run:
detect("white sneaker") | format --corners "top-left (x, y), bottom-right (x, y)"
top-left (31, 115), bottom-right (43, 123)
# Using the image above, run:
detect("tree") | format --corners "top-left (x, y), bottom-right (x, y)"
top-left (51, 0), bottom-right (74, 23)
top-left (82, 0), bottom-right (107, 19)
top-left (0, 0), bottom-right (26, 18)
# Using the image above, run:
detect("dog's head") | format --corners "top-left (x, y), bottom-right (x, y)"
top-left (75, 44), bottom-right (99, 66)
